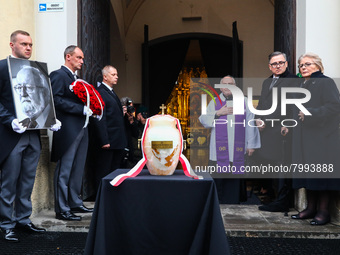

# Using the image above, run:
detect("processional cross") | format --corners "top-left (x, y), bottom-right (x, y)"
top-left (159, 104), bottom-right (166, 115)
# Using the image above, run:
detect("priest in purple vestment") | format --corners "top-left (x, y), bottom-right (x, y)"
top-left (199, 76), bottom-right (261, 204)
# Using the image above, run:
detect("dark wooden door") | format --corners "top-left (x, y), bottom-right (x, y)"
top-left (78, 0), bottom-right (111, 200)
top-left (78, 0), bottom-right (110, 85)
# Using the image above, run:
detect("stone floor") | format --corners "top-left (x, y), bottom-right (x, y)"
top-left (32, 201), bottom-right (94, 233)
top-left (32, 202), bottom-right (340, 239)
top-left (221, 204), bottom-right (340, 239)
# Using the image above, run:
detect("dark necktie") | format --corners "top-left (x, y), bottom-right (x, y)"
top-left (110, 89), bottom-right (123, 113)
top-left (20, 118), bottom-right (38, 128)
top-left (269, 77), bottom-right (278, 90)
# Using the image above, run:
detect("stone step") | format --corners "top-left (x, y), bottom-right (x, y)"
top-left (222, 205), bottom-right (340, 239)
top-left (32, 203), bottom-right (340, 239)
top-left (32, 202), bottom-right (94, 233)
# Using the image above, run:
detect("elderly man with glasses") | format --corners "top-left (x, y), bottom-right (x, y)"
top-left (14, 66), bottom-right (56, 128)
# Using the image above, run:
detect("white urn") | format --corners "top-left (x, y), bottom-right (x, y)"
top-left (143, 115), bottom-right (182, 175)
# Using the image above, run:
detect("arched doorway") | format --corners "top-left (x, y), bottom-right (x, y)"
top-left (142, 32), bottom-right (243, 116)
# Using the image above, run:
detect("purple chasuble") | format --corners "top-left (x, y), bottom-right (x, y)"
top-left (215, 98), bottom-right (246, 173)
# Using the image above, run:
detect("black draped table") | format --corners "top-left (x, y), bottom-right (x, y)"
top-left (84, 169), bottom-right (230, 255)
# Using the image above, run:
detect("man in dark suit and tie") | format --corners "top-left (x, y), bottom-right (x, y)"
top-left (50, 45), bottom-right (93, 221)
top-left (90, 65), bottom-right (127, 191)
top-left (0, 30), bottom-right (55, 242)
top-left (254, 51), bottom-right (298, 212)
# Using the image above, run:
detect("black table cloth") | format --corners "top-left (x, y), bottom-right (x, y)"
top-left (84, 169), bottom-right (230, 255)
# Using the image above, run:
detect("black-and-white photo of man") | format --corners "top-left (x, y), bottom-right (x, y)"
top-left (9, 58), bottom-right (56, 129)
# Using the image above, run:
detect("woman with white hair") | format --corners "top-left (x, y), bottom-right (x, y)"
top-left (290, 53), bottom-right (340, 225)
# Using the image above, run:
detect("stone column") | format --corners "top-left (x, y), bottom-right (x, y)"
top-left (274, 0), bottom-right (296, 74)
top-left (296, 0), bottom-right (340, 78)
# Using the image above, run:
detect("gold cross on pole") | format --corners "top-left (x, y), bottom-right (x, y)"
top-left (159, 104), bottom-right (166, 115)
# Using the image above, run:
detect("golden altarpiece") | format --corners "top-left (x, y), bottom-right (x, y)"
top-left (161, 67), bottom-right (212, 166)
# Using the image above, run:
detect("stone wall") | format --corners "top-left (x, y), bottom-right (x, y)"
top-left (31, 133), bottom-right (55, 216)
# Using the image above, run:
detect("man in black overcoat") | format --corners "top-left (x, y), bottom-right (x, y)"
top-left (50, 45), bottom-right (93, 221)
top-left (89, 65), bottom-right (127, 192)
top-left (254, 51), bottom-right (299, 212)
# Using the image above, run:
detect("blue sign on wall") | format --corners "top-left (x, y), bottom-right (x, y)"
top-left (39, 4), bottom-right (47, 12)
top-left (38, 3), bottom-right (64, 12)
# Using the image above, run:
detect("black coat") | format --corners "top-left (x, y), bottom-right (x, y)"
top-left (50, 66), bottom-right (87, 162)
top-left (0, 58), bottom-right (40, 165)
top-left (91, 83), bottom-right (127, 149)
top-left (255, 69), bottom-right (299, 162)
top-left (292, 71), bottom-right (340, 190)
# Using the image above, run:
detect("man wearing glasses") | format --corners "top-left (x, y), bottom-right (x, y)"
top-left (14, 66), bottom-right (55, 128)
top-left (254, 51), bottom-right (298, 212)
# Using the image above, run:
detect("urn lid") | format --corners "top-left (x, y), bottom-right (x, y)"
top-left (148, 114), bottom-right (177, 128)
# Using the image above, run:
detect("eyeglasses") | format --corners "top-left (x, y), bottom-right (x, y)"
top-left (298, 62), bottom-right (315, 69)
top-left (14, 84), bottom-right (43, 94)
top-left (269, 61), bottom-right (286, 68)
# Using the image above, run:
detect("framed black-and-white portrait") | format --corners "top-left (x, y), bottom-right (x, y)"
top-left (7, 57), bottom-right (57, 129)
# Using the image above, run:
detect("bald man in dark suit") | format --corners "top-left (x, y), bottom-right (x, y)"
top-left (90, 65), bottom-right (127, 191)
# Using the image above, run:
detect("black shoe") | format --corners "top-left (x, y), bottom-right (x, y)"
top-left (71, 205), bottom-right (93, 213)
top-left (291, 209), bottom-right (316, 220)
top-left (310, 216), bottom-right (330, 226)
top-left (56, 211), bottom-right (82, 221)
top-left (16, 223), bottom-right (46, 233)
top-left (258, 200), bottom-right (289, 212)
top-left (310, 212), bottom-right (330, 226)
top-left (1, 228), bottom-right (19, 242)
top-left (291, 214), bottom-right (304, 219)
